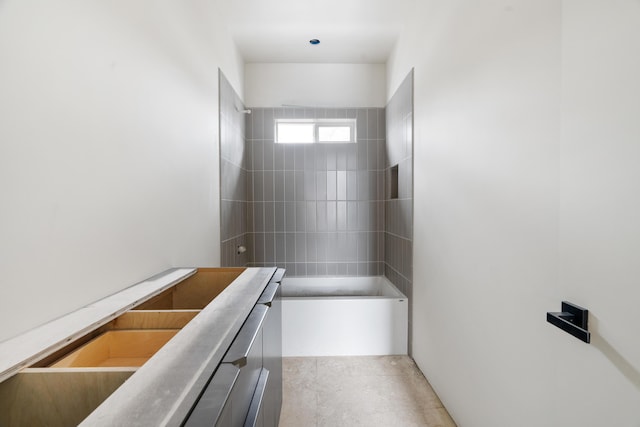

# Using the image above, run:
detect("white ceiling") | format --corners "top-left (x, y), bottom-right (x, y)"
top-left (227, 0), bottom-right (414, 64)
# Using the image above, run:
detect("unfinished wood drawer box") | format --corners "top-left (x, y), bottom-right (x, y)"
top-left (0, 267), bottom-right (278, 427)
top-left (135, 268), bottom-right (244, 310)
top-left (51, 329), bottom-right (179, 368)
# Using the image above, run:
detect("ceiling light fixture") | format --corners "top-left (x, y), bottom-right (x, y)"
top-left (309, 39), bottom-right (320, 45)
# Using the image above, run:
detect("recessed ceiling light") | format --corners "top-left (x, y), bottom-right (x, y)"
top-left (309, 39), bottom-right (320, 45)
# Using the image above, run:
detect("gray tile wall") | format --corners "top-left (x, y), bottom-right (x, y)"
top-left (385, 70), bottom-right (414, 351)
top-left (246, 107), bottom-right (386, 276)
top-left (219, 71), bottom-right (249, 267)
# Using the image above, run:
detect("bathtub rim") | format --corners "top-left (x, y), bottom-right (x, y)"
top-left (280, 275), bottom-right (406, 299)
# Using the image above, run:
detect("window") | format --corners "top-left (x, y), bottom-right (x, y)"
top-left (275, 119), bottom-right (356, 144)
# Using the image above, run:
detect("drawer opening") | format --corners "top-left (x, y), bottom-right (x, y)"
top-left (0, 367), bottom-right (135, 427)
top-left (135, 268), bottom-right (245, 310)
top-left (30, 310), bottom-right (194, 368)
top-left (51, 330), bottom-right (179, 368)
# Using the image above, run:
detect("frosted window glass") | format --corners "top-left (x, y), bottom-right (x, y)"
top-left (276, 123), bottom-right (314, 143)
top-left (318, 126), bottom-right (351, 142)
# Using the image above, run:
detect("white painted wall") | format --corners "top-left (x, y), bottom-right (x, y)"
top-left (244, 63), bottom-right (386, 107)
top-left (388, 1), bottom-right (640, 426)
top-left (557, 1), bottom-right (640, 423)
top-left (0, 1), bottom-right (243, 342)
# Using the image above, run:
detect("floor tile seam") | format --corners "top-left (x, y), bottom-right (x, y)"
top-left (313, 356), bottom-right (318, 381)
top-left (313, 387), bottom-right (321, 427)
top-left (315, 409), bottom-right (448, 427)
top-left (315, 372), bottom-right (426, 379)
top-left (314, 395), bottom-right (445, 410)
top-left (404, 398), bottom-right (446, 410)
top-left (313, 379), bottom-right (446, 410)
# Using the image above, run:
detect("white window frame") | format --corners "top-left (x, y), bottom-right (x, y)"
top-left (275, 118), bottom-right (357, 144)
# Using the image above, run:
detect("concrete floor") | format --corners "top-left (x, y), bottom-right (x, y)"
top-left (279, 356), bottom-right (456, 427)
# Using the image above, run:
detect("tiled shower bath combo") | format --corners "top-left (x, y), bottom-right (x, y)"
top-left (219, 70), bottom-right (414, 353)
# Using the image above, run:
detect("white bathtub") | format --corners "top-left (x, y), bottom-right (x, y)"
top-left (281, 276), bottom-right (408, 356)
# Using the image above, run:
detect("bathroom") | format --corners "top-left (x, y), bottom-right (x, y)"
top-left (1, 1), bottom-right (639, 426)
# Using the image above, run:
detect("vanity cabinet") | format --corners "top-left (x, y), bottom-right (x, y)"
top-left (185, 268), bottom-right (284, 427)
top-left (257, 270), bottom-right (284, 427)
top-left (0, 267), bottom-right (284, 427)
